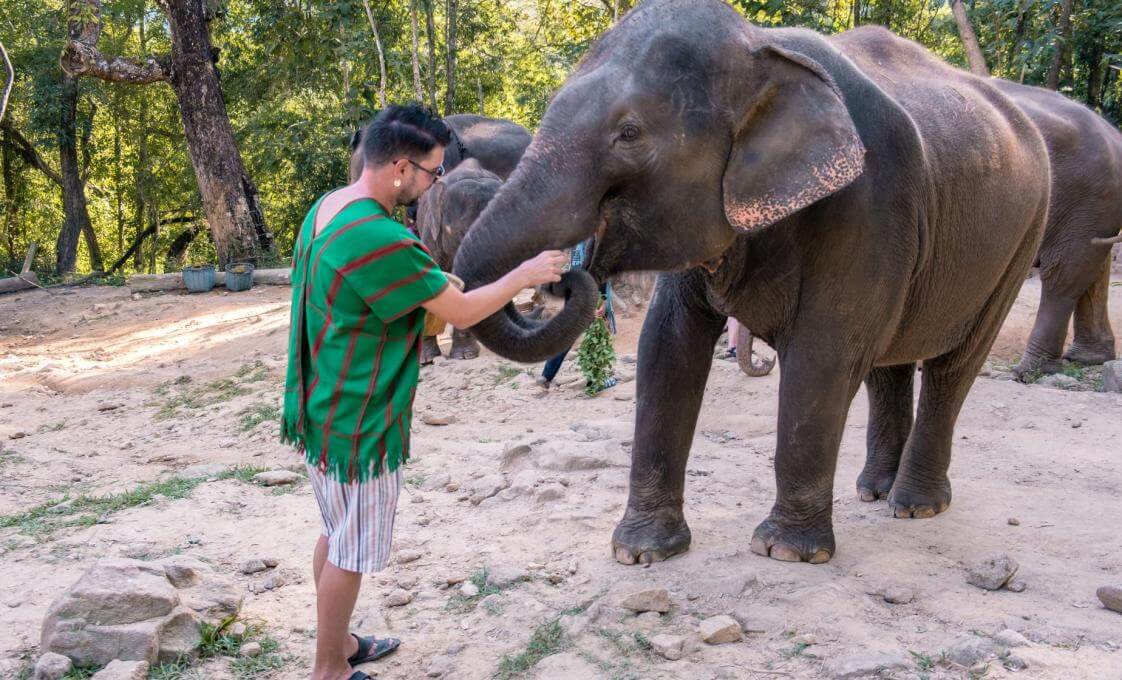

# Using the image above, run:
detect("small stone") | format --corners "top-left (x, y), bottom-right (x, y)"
top-left (385, 588), bottom-right (413, 607)
top-left (460, 582), bottom-right (480, 598)
top-left (620, 588), bottom-right (671, 613)
top-left (1007, 517), bottom-right (1020, 526)
top-left (445, 573), bottom-right (468, 586)
top-left (252, 470), bottom-right (302, 486)
top-left (445, 482), bottom-right (459, 492)
top-left (446, 642), bottom-right (466, 655)
top-left (8, 432), bottom-right (26, 440)
top-left (650, 633), bottom-right (687, 661)
top-left (1097, 585), bottom-right (1122, 613)
top-left (966, 554), bottom-right (1019, 590)
top-left (239, 641), bottom-right (262, 657)
top-left (827, 651), bottom-right (911, 678)
top-left (261, 557), bottom-right (279, 568)
top-left (34, 652), bottom-right (72, 680)
top-left (421, 413), bottom-right (457, 426)
top-left (261, 573), bottom-right (286, 590)
top-left (1003, 651), bottom-right (1030, 670)
top-left (994, 629), bottom-right (1029, 648)
top-left (882, 587), bottom-right (915, 604)
top-left (484, 565), bottom-right (528, 588)
top-left (791, 634), bottom-right (817, 646)
top-left (478, 594), bottom-right (503, 613)
top-left (1037, 373), bottom-right (1080, 389)
top-left (946, 635), bottom-right (997, 666)
top-left (227, 622), bottom-right (248, 639)
top-left (240, 559), bottom-right (269, 575)
top-left (1101, 360), bottom-right (1122, 392)
top-left (180, 461), bottom-right (225, 479)
top-left (90, 660), bottom-right (149, 680)
top-left (534, 483), bottom-right (566, 503)
top-left (1006, 579), bottom-right (1027, 592)
top-left (421, 474), bottom-right (451, 491)
top-left (396, 549), bottom-right (423, 564)
top-left (699, 615), bottom-right (743, 644)
top-left (426, 656), bottom-right (451, 677)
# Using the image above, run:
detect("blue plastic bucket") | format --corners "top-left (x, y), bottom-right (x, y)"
top-left (183, 265), bottom-right (216, 293)
top-left (225, 262), bottom-right (255, 292)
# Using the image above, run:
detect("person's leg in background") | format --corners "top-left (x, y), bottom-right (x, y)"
top-left (721, 318), bottom-right (739, 360)
top-left (538, 346), bottom-right (572, 388)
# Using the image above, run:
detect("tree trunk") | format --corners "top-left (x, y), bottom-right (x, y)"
top-left (477, 77), bottom-right (484, 114)
top-left (410, 0), bottom-right (425, 103)
top-left (164, 224), bottom-right (199, 271)
top-left (1085, 38), bottom-right (1105, 108)
top-left (2, 131), bottom-right (16, 263)
top-left (950, 0), bottom-right (989, 77)
top-left (1046, 0), bottom-right (1075, 90)
top-left (55, 75), bottom-right (96, 274)
top-left (1, 41), bottom-right (12, 125)
top-left (444, 0), bottom-right (458, 116)
top-left (158, 0), bottom-right (273, 266)
top-left (424, 0), bottom-right (438, 111)
top-left (361, 0), bottom-right (388, 109)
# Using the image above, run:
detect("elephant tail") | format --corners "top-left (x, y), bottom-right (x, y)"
top-left (1092, 232), bottom-right (1122, 246)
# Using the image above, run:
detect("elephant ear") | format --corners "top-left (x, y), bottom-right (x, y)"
top-left (722, 45), bottom-right (865, 232)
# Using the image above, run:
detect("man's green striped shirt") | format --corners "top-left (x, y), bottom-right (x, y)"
top-left (282, 195), bottom-right (449, 482)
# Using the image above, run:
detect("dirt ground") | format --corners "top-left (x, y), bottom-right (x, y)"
top-left (1, 271), bottom-right (1120, 680)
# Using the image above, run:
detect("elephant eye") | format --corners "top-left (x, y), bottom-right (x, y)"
top-left (619, 124), bottom-right (641, 142)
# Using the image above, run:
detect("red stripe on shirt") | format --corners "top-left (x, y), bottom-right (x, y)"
top-left (365, 262), bottom-right (435, 306)
top-left (338, 240), bottom-right (413, 275)
top-left (350, 323), bottom-right (389, 462)
top-left (320, 309), bottom-right (371, 451)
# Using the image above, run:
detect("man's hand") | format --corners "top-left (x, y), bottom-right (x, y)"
top-left (423, 250), bottom-right (568, 330)
top-left (513, 250), bottom-right (567, 289)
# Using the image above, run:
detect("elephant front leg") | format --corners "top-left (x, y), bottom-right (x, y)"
top-left (420, 335), bottom-right (442, 365)
top-left (752, 350), bottom-right (864, 564)
top-left (612, 275), bottom-right (726, 566)
top-left (857, 364), bottom-right (916, 501)
top-left (449, 327), bottom-right (481, 360)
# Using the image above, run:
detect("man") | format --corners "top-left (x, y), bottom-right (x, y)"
top-left (282, 104), bottom-right (565, 680)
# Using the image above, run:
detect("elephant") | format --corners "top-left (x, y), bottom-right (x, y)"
top-left (991, 82), bottom-right (1122, 379)
top-left (414, 159), bottom-right (504, 362)
top-left (451, 0), bottom-right (1052, 565)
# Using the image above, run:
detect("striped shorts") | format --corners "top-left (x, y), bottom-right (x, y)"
top-left (306, 462), bottom-right (404, 574)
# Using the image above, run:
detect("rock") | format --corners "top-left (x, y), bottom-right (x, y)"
top-left (537, 442), bottom-right (628, 471)
top-left (500, 444), bottom-right (532, 470)
top-left (1006, 579), bottom-right (1027, 593)
top-left (946, 635), bottom-right (997, 666)
top-left (469, 475), bottom-right (508, 505)
top-left (240, 560), bottom-right (269, 575)
top-left (649, 633), bottom-right (687, 661)
top-left (533, 651), bottom-right (602, 679)
top-left (994, 629), bottom-right (1029, 648)
top-left (827, 651), bottom-right (911, 678)
top-left (1036, 373), bottom-right (1079, 389)
top-left (446, 642), bottom-right (466, 655)
top-left (90, 660), bottom-right (149, 680)
top-left (421, 413), bottom-right (456, 426)
top-left (227, 622), bottom-right (248, 639)
top-left (396, 549), bottom-right (423, 564)
top-left (1003, 651), bottom-right (1030, 670)
top-left (698, 615), bottom-right (743, 644)
top-left (534, 483), bottom-right (566, 503)
top-left (261, 573), bottom-right (286, 591)
top-left (460, 582), bottom-right (480, 598)
top-left (385, 588), bottom-right (413, 607)
top-left (420, 474), bottom-right (451, 492)
top-left (966, 554), bottom-right (1018, 590)
top-left (426, 656), bottom-right (452, 677)
top-left (559, 614), bottom-right (590, 637)
top-left (261, 558), bottom-right (279, 568)
top-left (484, 565), bottom-right (528, 589)
top-left (620, 588), bottom-right (671, 614)
top-left (882, 586), bottom-right (915, 604)
top-left (33, 652), bottom-right (72, 680)
top-left (1007, 517), bottom-right (1020, 526)
top-left (40, 557), bottom-right (241, 668)
top-left (239, 641), bottom-right (262, 657)
top-left (8, 431), bottom-right (26, 439)
top-left (979, 361), bottom-right (993, 377)
top-left (1097, 585), bottom-right (1122, 613)
top-left (181, 463), bottom-right (226, 479)
top-left (252, 470), bottom-right (302, 486)
top-left (478, 594), bottom-right (503, 613)
top-left (634, 611), bottom-right (662, 629)
top-left (1101, 360), bottom-right (1122, 393)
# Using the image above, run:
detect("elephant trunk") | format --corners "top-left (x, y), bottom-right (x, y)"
top-left (452, 142), bottom-right (601, 362)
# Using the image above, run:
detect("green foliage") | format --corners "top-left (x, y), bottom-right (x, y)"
top-left (577, 314), bottom-right (615, 395)
top-left (495, 619), bottom-right (569, 679)
top-left (237, 402), bottom-right (280, 432)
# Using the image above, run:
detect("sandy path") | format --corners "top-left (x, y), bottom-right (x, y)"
top-left (0, 273), bottom-right (1119, 679)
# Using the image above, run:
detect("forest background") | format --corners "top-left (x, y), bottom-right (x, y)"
top-left (1, 0), bottom-right (1119, 279)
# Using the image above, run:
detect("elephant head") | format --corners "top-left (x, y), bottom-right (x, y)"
top-left (452, 0), bottom-right (865, 362)
top-left (414, 159), bottom-right (502, 271)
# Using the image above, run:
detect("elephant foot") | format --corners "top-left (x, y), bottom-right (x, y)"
top-left (750, 514), bottom-right (834, 564)
top-left (611, 507), bottom-right (691, 565)
top-left (887, 478), bottom-right (951, 519)
top-left (1011, 354), bottom-right (1063, 382)
top-left (420, 336), bottom-right (442, 365)
top-left (450, 338), bottom-right (481, 360)
top-left (856, 468), bottom-right (896, 503)
top-left (1063, 344), bottom-right (1116, 366)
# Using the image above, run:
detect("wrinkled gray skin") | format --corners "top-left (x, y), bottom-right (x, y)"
top-left (415, 159), bottom-right (503, 362)
top-left (993, 82), bottom-right (1122, 379)
top-left (453, 0), bottom-right (1051, 565)
top-left (348, 114), bottom-right (531, 362)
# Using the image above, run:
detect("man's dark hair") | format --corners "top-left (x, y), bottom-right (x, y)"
top-left (361, 104), bottom-right (451, 168)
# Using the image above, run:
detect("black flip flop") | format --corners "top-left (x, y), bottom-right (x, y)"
top-left (348, 673), bottom-right (371, 680)
top-left (348, 633), bottom-right (401, 666)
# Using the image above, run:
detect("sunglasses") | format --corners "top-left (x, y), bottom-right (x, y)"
top-left (407, 159), bottom-right (445, 178)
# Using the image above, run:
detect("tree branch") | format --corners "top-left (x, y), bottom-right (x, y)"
top-left (60, 42), bottom-right (172, 85)
top-left (0, 120), bottom-right (63, 186)
top-left (0, 41), bottom-right (13, 124)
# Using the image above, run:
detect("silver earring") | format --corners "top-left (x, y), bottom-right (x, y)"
top-left (394, 179), bottom-right (402, 187)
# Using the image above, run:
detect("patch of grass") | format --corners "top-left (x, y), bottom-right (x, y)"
top-left (910, 650), bottom-right (944, 671)
top-left (404, 474), bottom-right (426, 487)
top-left (445, 568), bottom-right (505, 613)
top-left (215, 465), bottom-right (271, 484)
top-left (155, 375), bottom-right (193, 397)
top-left (62, 667), bottom-right (101, 679)
top-left (231, 636), bottom-right (287, 679)
top-left (494, 365), bottom-right (521, 385)
top-left (149, 656), bottom-right (205, 680)
top-left (0, 452), bottom-right (27, 468)
top-left (237, 403), bottom-right (280, 432)
top-left (594, 627), bottom-right (653, 659)
top-left (235, 361), bottom-right (272, 384)
top-left (782, 641), bottom-right (814, 658)
top-left (155, 375), bottom-right (252, 421)
top-left (37, 420), bottom-right (67, 433)
top-left (495, 619), bottom-right (568, 679)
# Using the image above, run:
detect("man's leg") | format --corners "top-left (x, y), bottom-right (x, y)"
top-left (312, 536), bottom-right (360, 667)
top-left (312, 563), bottom-right (363, 680)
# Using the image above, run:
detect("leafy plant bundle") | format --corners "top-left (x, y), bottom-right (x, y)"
top-left (576, 313), bottom-right (615, 396)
